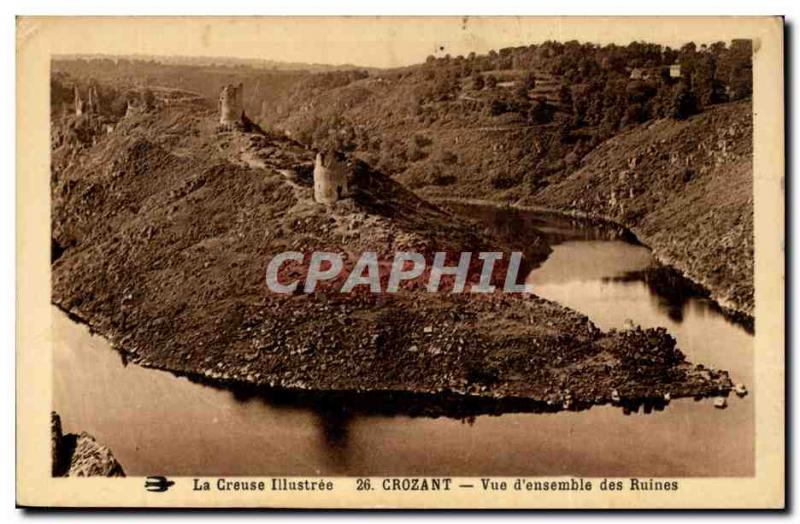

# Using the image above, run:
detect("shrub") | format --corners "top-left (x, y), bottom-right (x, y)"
top-left (671, 86), bottom-right (699, 120)
top-left (529, 97), bottom-right (554, 124)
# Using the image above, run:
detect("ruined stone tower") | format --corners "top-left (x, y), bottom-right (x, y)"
top-left (73, 86), bottom-right (85, 116)
top-left (313, 151), bottom-right (349, 204)
top-left (219, 83), bottom-right (244, 126)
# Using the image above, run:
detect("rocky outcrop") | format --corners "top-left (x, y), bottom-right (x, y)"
top-left (50, 412), bottom-right (63, 476)
top-left (51, 412), bottom-right (124, 477)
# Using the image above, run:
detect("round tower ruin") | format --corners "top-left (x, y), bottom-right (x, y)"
top-left (219, 83), bottom-right (244, 126)
top-left (313, 151), bottom-right (349, 204)
top-left (73, 86), bottom-right (84, 116)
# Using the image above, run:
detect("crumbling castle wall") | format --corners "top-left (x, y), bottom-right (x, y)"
top-left (219, 83), bottom-right (244, 126)
top-left (313, 151), bottom-right (349, 204)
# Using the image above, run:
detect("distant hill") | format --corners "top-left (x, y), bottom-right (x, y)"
top-left (51, 57), bottom-right (321, 126)
top-left (55, 53), bottom-right (375, 72)
top-left (267, 40), bottom-right (752, 203)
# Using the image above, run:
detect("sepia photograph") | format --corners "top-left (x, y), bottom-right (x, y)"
top-left (15, 15), bottom-right (785, 509)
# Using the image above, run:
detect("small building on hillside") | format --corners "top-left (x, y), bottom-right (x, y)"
top-left (629, 68), bottom-right (647, 80)
top-left (630, 64), bottom-right (682, 80)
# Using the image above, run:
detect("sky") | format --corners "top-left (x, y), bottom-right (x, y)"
top-left (25, 16), bottom-right (762, 69)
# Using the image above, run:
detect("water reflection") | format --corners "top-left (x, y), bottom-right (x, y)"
top-left (446, 202), bottom-right (638, 246)
top-left (605, 266), bottom-right (754, 333)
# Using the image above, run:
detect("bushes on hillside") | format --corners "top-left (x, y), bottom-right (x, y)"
top-left (268, 38), bottom-right (753, 193)
top-left (671, 85), bottom-right (700, 120)
top-left (529, 97), bottom-right (555, 124)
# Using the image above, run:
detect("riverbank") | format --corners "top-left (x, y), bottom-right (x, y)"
top-left (57, 287), bottom-right (737, 419)
top-left (52, 300), bottom-right (753, 477)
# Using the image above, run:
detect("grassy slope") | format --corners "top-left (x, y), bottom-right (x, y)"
top-left (531, 101), bottom-right (753, 316)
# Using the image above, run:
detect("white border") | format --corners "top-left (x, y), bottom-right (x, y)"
top-left (5, 2), bottom-right (794, 522)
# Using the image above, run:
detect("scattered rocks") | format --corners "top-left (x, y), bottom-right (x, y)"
top-left (51, 411), bottom-right (125, 477)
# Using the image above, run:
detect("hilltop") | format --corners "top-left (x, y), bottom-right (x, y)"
top-left (49, 89), bottom-right (736, 415)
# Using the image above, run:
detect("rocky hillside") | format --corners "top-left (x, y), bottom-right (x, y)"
top-left (50, 93), bottom-right (738, 415)
top-left (531, 101), bottom-right (753, 316)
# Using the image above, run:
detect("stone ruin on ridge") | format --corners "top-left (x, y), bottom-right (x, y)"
top-left (219, 82), bottom-right (245, 127)
top-left (313, 150), bottom-right (350, 204)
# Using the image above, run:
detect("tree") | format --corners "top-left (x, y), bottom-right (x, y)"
top-left (485, 74), bottom-right (498, 89)
top-left (724, 39), bottom-right (753, 100)
top-left (671, 85), bottom-right (699, 120)
top-left (472, 74), bottom-right (485, 90)
top-left (680, 42), bottom-right (697, 55)
top-left (487, 98), bottom-right (508, 116)
top-left (109, 94), bottom-right (128, 117)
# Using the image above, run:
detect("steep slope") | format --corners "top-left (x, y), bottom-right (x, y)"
top-left (532, 101), bottom-right (753, 317)
top-left (51, 98), bottom-right (737, 415)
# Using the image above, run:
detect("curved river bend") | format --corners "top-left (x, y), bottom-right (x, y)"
top-left (53, 206), bottom-right (753, 477)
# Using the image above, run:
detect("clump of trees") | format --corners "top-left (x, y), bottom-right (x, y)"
top-left (416, 38), bottom-right (751, 130)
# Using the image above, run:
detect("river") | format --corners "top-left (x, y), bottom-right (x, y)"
top-left (53, 206), bottom-right (754, 477)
